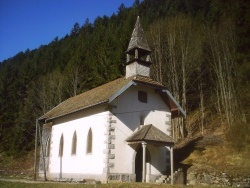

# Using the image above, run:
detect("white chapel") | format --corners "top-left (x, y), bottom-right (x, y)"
top-left (37, 16), bottom-right (185, 184)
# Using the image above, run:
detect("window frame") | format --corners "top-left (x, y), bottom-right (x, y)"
top-left (45, 137), bottom-right (51, 157)
top-left (140, 115), bottom-right (145, 125)
top-left (86, 128), bottom-right (93, 154)
top-left (138, 91), bottom-right (148, 103)
top-left (59, 134), bottom-right (64, 157)
top-left (71, 131), bottom-right (77, 155)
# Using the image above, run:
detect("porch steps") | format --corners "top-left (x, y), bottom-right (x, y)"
top-left (155, 175), bottom-right (170, 184)
top-left (155, 168), bottom-right (183, 184)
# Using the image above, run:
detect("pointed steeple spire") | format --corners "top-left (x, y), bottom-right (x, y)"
top-left (126, 16), bottom-right (151, 58)
top-left (125, 16), bottom-right (152, 78)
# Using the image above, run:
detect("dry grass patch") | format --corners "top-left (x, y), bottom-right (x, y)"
top-left (182, 134), bottom-right (250, 176)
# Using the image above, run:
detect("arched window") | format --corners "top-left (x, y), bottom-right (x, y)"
top-left (86, 128), bottom-right (92, 154)
top-left (46, 137), bottom-right (51, 157)
top-left (59, 134), bottom-right (64, 157)
top-left (71, 131), bottom-right (77, 155)
top-left (140, 115), bottom-right (145, 125)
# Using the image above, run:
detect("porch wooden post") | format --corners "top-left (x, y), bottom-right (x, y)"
top-left (170, 146), bottom-right (174, 185)
top-left (142, 142), bottom-right (147, 182)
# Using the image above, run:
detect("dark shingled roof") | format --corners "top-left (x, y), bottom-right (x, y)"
top-left (126, 16), bottom-right (151, 56)
top-left (126, 124), bottom-right (175, 145)
top-left (39, 75), bottom-right (165, 121)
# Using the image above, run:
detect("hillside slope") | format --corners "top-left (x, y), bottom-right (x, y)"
top-left (174, 127), bottom-right (250, 186)
top-left (1, 130), bottom-right (249, 186)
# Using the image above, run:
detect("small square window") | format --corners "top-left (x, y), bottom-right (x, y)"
top-left (138, 91), bottom-right (147, 103)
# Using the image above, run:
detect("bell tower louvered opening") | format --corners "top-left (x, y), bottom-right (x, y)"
top-left (125, 16), bottom-right (152, 78)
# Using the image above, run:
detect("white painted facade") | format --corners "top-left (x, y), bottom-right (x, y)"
top-left (109, 85), bottom-right (172, 182)
top-left (44, 107), bottom-right (109, 181)
top-left (41, 84), bottom-right (173, 183)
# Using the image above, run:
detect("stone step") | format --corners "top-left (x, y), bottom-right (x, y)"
top-left (155, 175), bottom-right (171, 183)
top-left (156, 168), bottom-right (183, 184)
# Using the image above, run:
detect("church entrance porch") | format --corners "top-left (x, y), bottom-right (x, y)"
top-left (126, 124), bottom-right (175, 184)
top-left (135, 144), bottom-right (151, 182)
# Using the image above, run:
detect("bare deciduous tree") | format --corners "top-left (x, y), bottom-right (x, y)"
top-left (207, 20), bottom-right (238, 127)
top-left (148, 16), bottom-right (204, 139)
top-left (37, 71), bottom-right (65, 114)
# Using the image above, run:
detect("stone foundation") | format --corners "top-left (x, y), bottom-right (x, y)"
top-left (42, 172), bottom-right (106, 183)
top-left (187, 171), bottom-right (250, 187)
top-left (108, 173), bottom-right (135, 182)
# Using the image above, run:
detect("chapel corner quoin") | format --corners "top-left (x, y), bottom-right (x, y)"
top-left (34, 16), bottom-right (186, 184)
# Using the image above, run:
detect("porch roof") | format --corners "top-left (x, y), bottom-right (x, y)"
top-left (126, 124), bottom-right (175, 146)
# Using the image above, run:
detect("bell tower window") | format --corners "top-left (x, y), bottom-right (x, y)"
top-left (125, 16), bottom-right (152, 78)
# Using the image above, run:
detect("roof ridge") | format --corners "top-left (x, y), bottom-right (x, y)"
top-left (126, 124), bottom-right (175, 144)
top-left (142, 124), bottom-right (152, 139)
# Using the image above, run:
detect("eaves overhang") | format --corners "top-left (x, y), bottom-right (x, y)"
top-left (161, 89), bottom-right (186, 118)
top-left (109, 81), bottom-right (136, 103)
top-left (109, 79), bottom-right (167, 103)
top-left (38, 100), bottom-right (108, 123)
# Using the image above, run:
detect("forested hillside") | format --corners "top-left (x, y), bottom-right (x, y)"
top-left (0, 0), bottom-right (249, 155)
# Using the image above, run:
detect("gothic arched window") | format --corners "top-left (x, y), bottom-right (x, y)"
top-left (59, 134), bottom-right (64, 157)
top-left (71, 131), bottom-right (77, 155)
top-left (86, 128), bottom-right (92, 154)
top-left (46, 137), bottom-right (51, 157)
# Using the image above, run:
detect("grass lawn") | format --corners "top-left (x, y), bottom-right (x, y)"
top-left (0, 180), bottom-right (230, 188)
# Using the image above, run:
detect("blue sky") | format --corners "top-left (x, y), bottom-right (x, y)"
top-left (0, 0), bottom-right (135, 62)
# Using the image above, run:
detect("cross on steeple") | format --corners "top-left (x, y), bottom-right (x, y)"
top-left (125, 16), bottom-right (152, 78)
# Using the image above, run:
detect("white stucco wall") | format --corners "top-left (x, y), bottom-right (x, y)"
top-left (110, 85), bottom-right (172, 177)
top-left (126, 61), bottom-right (150, 78)
top-left (48, 109), bottom-right (108, 180)
top-left (44, 84), bottom-right (173, 182)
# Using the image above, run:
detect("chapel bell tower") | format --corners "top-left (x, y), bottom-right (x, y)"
top-left (125, 16), bottom-right (152, 78)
